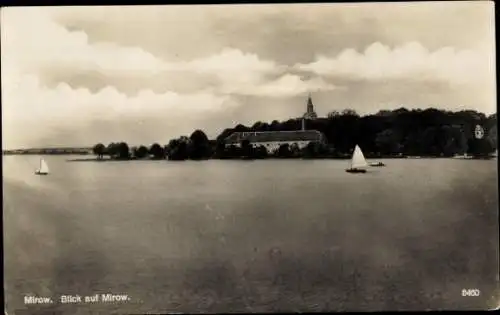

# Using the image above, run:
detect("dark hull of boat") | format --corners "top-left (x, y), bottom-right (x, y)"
top-left (35, 172), bottom-right (48, 175)
top-left (346, 168), bottom-right (366, 173)
top-left (370, 163), bottom-right (385, 167)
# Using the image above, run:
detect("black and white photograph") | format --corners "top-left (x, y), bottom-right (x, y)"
top-left (2, 2), bottom-right (498, 313)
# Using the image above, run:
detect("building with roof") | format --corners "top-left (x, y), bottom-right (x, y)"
top-left (224, 129), bottom-right (326, 153)
top-left (224, 94), bottom-right (326, 153)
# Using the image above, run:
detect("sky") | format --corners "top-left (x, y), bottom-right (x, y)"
top-left (1, 2), bottom-right (496, 149)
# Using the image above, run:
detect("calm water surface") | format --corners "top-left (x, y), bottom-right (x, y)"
top-left (3, 156), bottom-right (499, 313)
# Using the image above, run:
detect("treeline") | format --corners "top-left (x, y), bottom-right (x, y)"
top-left (217, 108), bottom-right (497, 157)
top-left (93, 138), bottom-right (333, 161)
top-left (93, 108), bottom-right (497, 161)
top-left (92, 130), bottom-right (214, 161)
top-left (93, 132), bottom-right (337, 161)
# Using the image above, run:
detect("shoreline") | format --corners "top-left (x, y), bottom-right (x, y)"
top-left (64, 156), bottom-right (495, 162)
top-left (4, 153), bottom-right (495, 161)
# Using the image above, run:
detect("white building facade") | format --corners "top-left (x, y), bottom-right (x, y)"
top-left (224, 94), bottom-right (325, 153)
top-left (224, 130), bottom-right (326, 153)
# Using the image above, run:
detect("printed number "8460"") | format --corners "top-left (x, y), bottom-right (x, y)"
top-left (462, 289), bottom-right (481, 297)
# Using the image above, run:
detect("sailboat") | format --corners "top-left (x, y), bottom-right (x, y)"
top-left (35, 158), bottom-right (49, 175)
top-left (346, 145), bottom-right (368, 173)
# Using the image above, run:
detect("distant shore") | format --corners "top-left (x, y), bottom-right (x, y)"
top-left (4, 107), bottom-right (497, 162)
top-left (3, 151), bottom-right (90, 156)
top-left (62, 155), bottom-right (495, 162)
top-left (5, 150), bottom-right (495, 162)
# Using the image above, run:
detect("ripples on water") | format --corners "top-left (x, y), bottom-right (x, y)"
top-left (3, 156), bottom-right (498, 313)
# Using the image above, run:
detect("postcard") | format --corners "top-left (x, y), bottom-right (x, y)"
top-left (2, 2), bottom-right (498, 313)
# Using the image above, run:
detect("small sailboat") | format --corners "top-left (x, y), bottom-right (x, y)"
top-left (369, 161), bottom-right (386, 167)
top-left (35, 158), bottom-right (49, 175)
top-left (346, 145), bottom-right (368, 173)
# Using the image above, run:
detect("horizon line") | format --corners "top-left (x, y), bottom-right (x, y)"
top-left (3, 106), bottom-right (496, 151)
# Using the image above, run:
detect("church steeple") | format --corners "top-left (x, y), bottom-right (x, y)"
top-left (307, 93), bottom-right (313, 110)
top-left (303, 93), bottom-right (318, 119)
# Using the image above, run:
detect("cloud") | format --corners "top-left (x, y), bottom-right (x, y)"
top-left (1, 6), bottom-right (495, 149)
top-left (296, 41), bottom-right (493, 86)
top-left (165, 49), bottom-right (339, 97)
top-left (1, 7), bottom-right (331, 148)
top-left (2, 8), bottom-right (324, 98)
top-left (179, 48), bottom-right (278, 75)
top-left (3, 10), bottom-right (268, 78)
top-left (219, 74), bottom-right (338, 97)
top-left (2, 72), bottom-right (235, 149)
top-left (3, 74), bottom-right (232, 121)
top-left (2, 9), bottom-right (332, 97)
top-left (1, 9), bottom-right (166, 77)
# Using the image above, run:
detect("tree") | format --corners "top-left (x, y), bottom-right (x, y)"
top-left (163, 145), bottom-right (170, 157)
top-left (487, 125), bottom-right (497, 150)
top-left (133, 145), bottom-right (149, 159)
top-left (375, 110), bottom-right (393, 117)
top-left (402, 132), bottom-right (423, 156)
top-left (270, 120), bottom-right (280, 131)
top-left (252, 121), bottom-right (265, 130)
top-left (213, 140), bottom-right (227, 158)
top-left (234, 124), bottom-right (248, 132)
top-left (276, 143), bottom-right (291, 158)
top-left (240, 139), bottom-right (254, 159)
top-left (167, 137), bottom-right (189, 160)
top-left (302, 141), bottom-right (325, 158)
top-left (421, 127), bottom-right (439, 156)
top-left (438, 125), bottom-right (465, 157)
top-left (327, 111), bottom-right (340, 119)
top-left (190, 129), bottom-right (209, 144)
top-left (290, 143), bottom-right (301, 157)
top-left (189, 129), bottom-right (211, 160)
top-left (92, 143), bottom-right (106, 159)
top-left (375, 129), bottom-right (402, 155)
top-left (457, 131), bottom-right (469, 155)
top-left (149, 143), bottom-right (165, 159)
top-left (282, 119), bottom-right (300, 131)
top-left (116, 142), bottom-right (130, 159)
top-left (106, 142), bottom-right (118, 159)
top-left (342, 109), bottom-right (359, 117)
top-left (468, 138), bottom-right (495, 157)
top-left (255, 145), bottom-right (268, 159)
top-left (225, 144), bottom-right (241, 159)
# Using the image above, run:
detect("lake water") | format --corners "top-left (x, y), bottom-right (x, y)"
top-left (3, 156), bottom-right (499, 313)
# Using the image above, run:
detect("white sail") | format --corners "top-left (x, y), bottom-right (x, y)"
top-left (350, 145), bottom-right (368, 169)
top-left (39, 159), bottom-right (49, 173)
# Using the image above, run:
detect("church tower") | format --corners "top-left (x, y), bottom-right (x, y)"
top-left (303, 93), bottom-right (318, 120)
